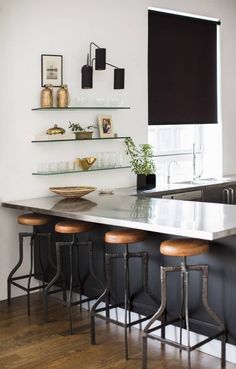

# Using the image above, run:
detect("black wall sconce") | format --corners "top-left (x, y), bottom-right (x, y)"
top-left (81, 42), bottom-right (125, 89)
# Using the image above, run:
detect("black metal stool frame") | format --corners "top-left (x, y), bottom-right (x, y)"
top-left (142, 257), bottom-right (226, 369)
top-left (44, 234), bottom-right (103, 334)
top-left (91, 244), bottom-right (159, 360)
top-left (7, 231), bottom-right (53, 316)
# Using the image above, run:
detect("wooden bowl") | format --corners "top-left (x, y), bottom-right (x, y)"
top-left (49, 186), bottom-right (96, 198)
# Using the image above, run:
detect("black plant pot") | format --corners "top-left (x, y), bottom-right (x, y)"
top-left (137, 174), bottom-right (156, 190)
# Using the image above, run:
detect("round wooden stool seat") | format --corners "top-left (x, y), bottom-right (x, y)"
top-left (105, 229), bottom-right (147, 244)
top-left (18, 213), bottom-right (51, 226)
top-left (160, 238), bottom-right (209, 257)
top-left (55, 220), bottom-right (94, 234)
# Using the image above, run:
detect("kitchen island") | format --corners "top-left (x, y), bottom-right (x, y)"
top-left (2, 192), bottom-right (236, 355)
top-left (3, 191), bottom-right (236, 240)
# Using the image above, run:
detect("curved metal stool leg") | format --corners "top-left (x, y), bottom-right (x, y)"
top-left (88, 240), bottom-right (104, 290)
top-left (37, 234), bottom-right (46, 291)
top-left (68, 242), bottom-right (74, 334)
top-left (44, 242), bottom-right (64, 323)
top-left (183, 267), bottom-right (191, 368)
top-left (91, 253), bottom-right (112, 345)
top-left (7, 233), bottom-right (25, 305)
top-left (142, 252), bottom-right (163, 336)
top-left (142, 267), bottom-right (168, 369)
top-left (200, 265), bottom-right (226, 368)
top-left (124, 247), bottom-right (129, 360)
top-left (179, 267), bottom-right (185, 351)
top-left (27, 234), bottom-right (35, 316)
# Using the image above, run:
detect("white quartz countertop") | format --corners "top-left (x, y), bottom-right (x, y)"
top-left (3, 192), bottom-right (236, 241)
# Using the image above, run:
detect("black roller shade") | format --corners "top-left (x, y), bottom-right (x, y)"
top-left (148, 10), bottom-right (219, 125)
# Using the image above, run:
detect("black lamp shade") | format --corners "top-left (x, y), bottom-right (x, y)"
top-left (95, 48), bottom-right (106, 70)
top-left (81, 64), bottom-right (93, 89)
top-left (114, 68), bottom-right (125, 89)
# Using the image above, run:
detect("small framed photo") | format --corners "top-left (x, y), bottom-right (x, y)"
top-left (98, 115), bottom-right (114, 138)
top-left (41, 54), bottom-right (63, 87)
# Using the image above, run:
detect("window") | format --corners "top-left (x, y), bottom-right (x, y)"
top-left (148, 124), bottom-right (222, 184)
top-left (148, 9), bottom-right (222, 183)
top-left (148, 9), bottom-right (220, 125)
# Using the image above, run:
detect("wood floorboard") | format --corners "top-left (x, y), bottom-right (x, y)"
top-left (0, 293), bottom-right (236, 369)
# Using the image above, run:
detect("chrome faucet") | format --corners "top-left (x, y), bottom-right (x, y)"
top-left (193, 143), bottom-right (197, 180)
top-left (167, 161), bottom-right (178, 184)
top-left (192, 143), bottom-right (203, 180)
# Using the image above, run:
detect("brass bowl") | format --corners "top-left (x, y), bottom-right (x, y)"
top-left (75, 157), bottom-right (96, 170)
top-left (49, 186), bottom-right (96, 198)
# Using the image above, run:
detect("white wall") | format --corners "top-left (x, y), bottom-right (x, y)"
top-left (0, 0), bottom-right (148, 300)
top-left (0, 0), bottom-right (236, 301)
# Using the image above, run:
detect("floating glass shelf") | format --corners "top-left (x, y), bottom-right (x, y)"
top-left (32, 106), bottom-right (130, 111)
top-left (32, 165), bottom-right (131, 175)
top-left (31, 136), bottom-right (129, 143)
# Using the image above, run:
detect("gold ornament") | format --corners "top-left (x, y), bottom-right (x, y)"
top-left (57, 84), bottom-right (70, 108)
top-left (46, 124), bottom-right (65, 135)
top-left (40, 84), bottom-right (53, 108)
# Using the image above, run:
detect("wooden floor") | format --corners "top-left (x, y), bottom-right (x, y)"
top-left (1, 293), bottom-right (236, 369)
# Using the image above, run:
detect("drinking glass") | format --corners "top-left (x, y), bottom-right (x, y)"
top-left (101, 152), bottom-right (110, 168)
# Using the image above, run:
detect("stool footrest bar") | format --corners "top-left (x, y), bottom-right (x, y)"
top-left (10, 273), bottom-right (43, 281)
top-left (93, 313), bottom-right (151, 328)
top-left (147, 317), bottom-right (180, 334)
top-left (147, 330), bottom-right (225, 352)
top-left (10, 281), bottom-right (45, 291)
top-left (70, 295), bottom-right (100, 306)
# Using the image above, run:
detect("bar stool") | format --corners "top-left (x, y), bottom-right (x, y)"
top-left (91, 228), bottom-right (158, 360)
top-left (142, 238), bottom-right (226, 369)
top-left (44, 220), bottom-right (102, 334)
top-left (7, 213), bottom-right (52, 316)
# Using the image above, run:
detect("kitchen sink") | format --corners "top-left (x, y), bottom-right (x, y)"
top-left (174, 178), bottom-right (229, 185)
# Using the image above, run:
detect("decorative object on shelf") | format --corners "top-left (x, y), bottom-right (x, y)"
top-left (49, 186), bottom-right (96, 198)
top-left (68, 121), bottom-right (97, 139)
top-left (90, 151), bottom-right (123, 169)
top-left (98, 115), bottom-right (114, 138)
top-left (41, 54), bottom-right (63, 87)
top-left (36, 161), bottom-right (74, 173)
top-left (125, 137), bottom-right (156, 190)
top-left (81, 42), bottom-right (125, 89)
top-left (57, 84), bottom-right (70, 107)
top-left (75, 157), bottom-right (97, 170)
top-left (46, 124), bottom-right (65, 135)
top-left (40, 84), bottom-right (53, 108)
top-left (99, 189), bottom-right (114, 195)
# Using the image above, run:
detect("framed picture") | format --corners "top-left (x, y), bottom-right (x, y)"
top-left (98, 115), bottom-right (114, 138)
top-left (41, 54), bottom-right (63, 87)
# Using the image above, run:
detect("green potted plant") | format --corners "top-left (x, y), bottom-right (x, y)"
top-left (125, 137), bottom-right (156, 190)
top-left (68, 122), bottom-right (97, 140)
